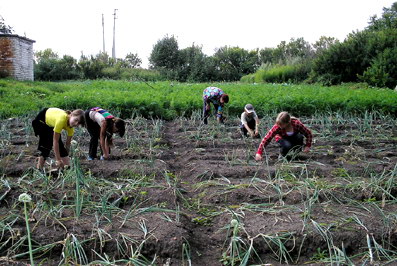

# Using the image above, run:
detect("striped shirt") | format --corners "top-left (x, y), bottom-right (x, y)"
top-left (89, 107), bottom-right (114, 126)
top-left (256, 118), bottom-right (313, 155)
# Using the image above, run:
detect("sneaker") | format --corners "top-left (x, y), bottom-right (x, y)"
top-left (88, 156), bottom-right (94, 161)
top-left (100, 155), bottom-right (104, 160)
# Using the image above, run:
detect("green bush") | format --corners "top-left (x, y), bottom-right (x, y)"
top-left (241, 63), bottom-right (311, 84)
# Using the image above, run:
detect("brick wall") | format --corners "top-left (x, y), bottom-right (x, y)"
top-left (0, 34), bottom-right (35, 81)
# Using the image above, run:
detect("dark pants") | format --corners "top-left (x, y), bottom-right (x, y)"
top-left (85, 110), bottom-right (102, 159)
top-left (277, 133), bottom-right (304, 157)
top-left (240, 119), bottom-right (257, 137)
top-left (32, 108), bottom-right (68, 159)
top-left (203, 99), bottom-right (220, 124)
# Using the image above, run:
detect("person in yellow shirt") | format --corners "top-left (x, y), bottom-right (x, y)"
top-left (32, 108), bottom-right (85, 170)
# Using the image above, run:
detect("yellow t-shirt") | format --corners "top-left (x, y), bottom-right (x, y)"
top-left (45, 108), bottom-right (74, 136)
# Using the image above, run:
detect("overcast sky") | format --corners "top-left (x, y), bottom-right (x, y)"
top-left (1, 0), bottom-right (395, 68)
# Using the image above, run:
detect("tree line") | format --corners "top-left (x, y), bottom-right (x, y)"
top-left (1, 2), bottom-right (396, 88)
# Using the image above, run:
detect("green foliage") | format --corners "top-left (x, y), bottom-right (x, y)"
top-left (311, 3), bottom-right (397, 88)
top-left (241, 63), bottom-right (311, 83)
top-left (259, 37), bottom-right (314, 65)
top-left (34, 51), bottom-right (150, 81)
top-left (367, 2), bottom-right (397, 31)
top-left (35, 55), bottom-right (81, 81)
top-left (0, 16), bottom-right (14, 34)
top-left (360, 47), bottom-right (397, 88)
top-left (149, 35), bottom-right (180, 71)
top-left (212, 46), bottom-right (260, 81)
top-left (78, 52), bottom-right (113, 80)
top-left (1, 80), bottom-right (397, 120)
top-left (178, 45), bottom-right (215, 82)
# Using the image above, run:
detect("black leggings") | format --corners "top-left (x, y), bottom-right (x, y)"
top-left (240, 119), bottom-right (256, 136)
top-left (85, 110), bottom-right (101, 159)
top-left (32, 108), bottom-right (68, 159)
top-left (277, 133), bottom-right (304, 157)
top-left (85, 110), bottom-right (111, 158)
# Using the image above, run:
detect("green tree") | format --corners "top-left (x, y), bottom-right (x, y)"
top-left (178, 44), bottom-right (215, 82)
top-left (35, 48), bottom-right (59, 63)
top-left (149, 35), bottom-right (180, 71)
top-left (35, 54), bottom-right (80, 81)
top-left (313, 36), bottom-right (339, 55)
top-left (213, 46), bottom-right (259, 81)
top-left (122, 53), bottom-right (142, 68)
top-left (0, 16), bottom-right (13, 34)
top-left (284, 37), bottom-right (314, 61)
top-left (367, 2), bottom-right (397, 31)
top-left (78, 52), bottom-right (113, 79)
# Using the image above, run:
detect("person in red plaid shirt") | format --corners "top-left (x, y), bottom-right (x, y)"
top-left (255, 111), bottom-right (312, 160)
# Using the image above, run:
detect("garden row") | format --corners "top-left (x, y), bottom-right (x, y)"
top-left (1, 80), bottom-right (397, 119)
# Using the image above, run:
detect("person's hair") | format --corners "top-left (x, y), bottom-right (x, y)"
top-left (114, 118), bottom-right (125, 137)
top-left (105, 118), bottom-right (125, 146)
top-left (221, 94), bottom-right (229, 103)
top-left (105, 119), bottom-right (115, 146)
top-left (66, 109), bottom-right (85, 126)
top-left (276, 111), bottom-right (291, 125)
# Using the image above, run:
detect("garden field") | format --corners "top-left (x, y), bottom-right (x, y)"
top-left (1, 80), bottom-right (397, 120)
top-left (1, 111), bottom-right (397, 265)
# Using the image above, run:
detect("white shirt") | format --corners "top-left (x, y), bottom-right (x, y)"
top-left (89, 111), bottom-right (105, 126)
top-left (241, 111), bottom-right (258, 124)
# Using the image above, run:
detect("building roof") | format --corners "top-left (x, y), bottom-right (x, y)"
top-left (0, 33), bottom-right (35, 43)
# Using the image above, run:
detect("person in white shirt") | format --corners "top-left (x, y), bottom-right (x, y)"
top-left (240, 104), bottom-right (260, 138)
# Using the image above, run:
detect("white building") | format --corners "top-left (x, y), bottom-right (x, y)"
top-left (0, 34), bottom-right (35, 81)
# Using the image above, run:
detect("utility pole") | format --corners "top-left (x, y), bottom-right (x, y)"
top-left (112, 9), bottom-right (118, 59)
top-left (102, 14), bottom-right (105, 53)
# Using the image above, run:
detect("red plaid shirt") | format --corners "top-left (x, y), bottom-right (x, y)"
top-left (256, 118), bottom-right (313, 155)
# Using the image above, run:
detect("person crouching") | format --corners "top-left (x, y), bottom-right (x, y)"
top-left (240, 104), bottom-right (260, 138)
top-left (255, 111), bottom-right (312, 160)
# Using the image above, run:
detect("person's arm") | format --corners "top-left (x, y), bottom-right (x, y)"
top-left (243, 123), bottom-right (254, 136)
top-left (256, 125), bottom-right (278, 159)
top-left (100, 120), bottom-right (110, 159)
top-left (53, 132), bottom-right (64, 168)
top-left (254, 117), bottom-right (260, 135)
top-left (65, 136), bottom-right (72, 153)
top-left (296, 120), bottom-right (313, 152)
top-left (203, 96), bottom-right (211, 111)
top-left (241, 113), bottom-right (254, 136)
top-left (216, 104), bottom-right (224, 123)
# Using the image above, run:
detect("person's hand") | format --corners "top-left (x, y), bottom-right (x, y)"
top-left (304, 146), bottom-right (310, 153)
top-left (255, 153), bottom-right (262, 161)
top-left (249, 131), bottom-right (255, 138)
top-left (205, 104), bottom-right (210, 111)
top-left (56, 160), bottom-right (64, 169)
top-left (254, 130), bottom-right (259, 136)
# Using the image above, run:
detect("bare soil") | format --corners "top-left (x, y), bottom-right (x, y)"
top-left (1, 116), bottom-right (397, 265)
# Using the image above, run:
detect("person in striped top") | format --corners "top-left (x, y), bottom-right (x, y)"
top-left (202, 87), bottom-right (229, 124)
top-left (255, 111), bottom-right (312, 160)
top-left (85, 107), bottom-right (125, 160)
